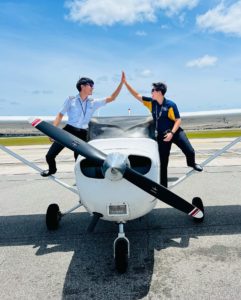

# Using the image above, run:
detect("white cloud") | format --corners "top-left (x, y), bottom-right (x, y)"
top-left (31, 90), bottom-right (53, 95)
top-left (160, 24), bottom-right (169, 29)
top-left (155, 0), bottom-right (198, 16)
top-left (197, 1), bottom-right (241, 37)
top-left (186, 55), bottom-right (218, 68)
top-left (178, 12), bottom-right (185, 24)
top-left (139, 69), bottom-right (153, 77)
top-left (135, 30), bottom-right (147, 36)
top-left (65, 0), bottom-right (155, 25)
top-left (96, 75), bottom-right (108, 83)
top-left (65, 0), bottom-right (199, 26)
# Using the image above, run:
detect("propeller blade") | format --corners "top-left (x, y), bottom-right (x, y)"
top-left (30, 118), bottom-right (107, 163)
top-left (123, 167), bottom-right (203, 219)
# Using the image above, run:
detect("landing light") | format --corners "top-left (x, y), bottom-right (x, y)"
top-left (108, 204), bottom-right (128, 216)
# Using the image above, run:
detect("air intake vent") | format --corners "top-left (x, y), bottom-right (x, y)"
top-left (80, 155), bottom-right (151, 178)
top-left (128, 155), bottom-right (152, 175)
top-left (80, 160), bottom-right (104, 178)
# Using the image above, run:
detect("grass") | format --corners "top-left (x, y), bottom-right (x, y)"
top-left (0, 136), bottom-right (51, 146)
top-left (0, 129), bottom-right (241, 146)
top-left (186, 129), bottom-right (241, 139)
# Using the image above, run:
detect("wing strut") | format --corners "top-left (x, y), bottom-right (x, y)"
top-left (0, 145), bottom-right (79, 195)
top-left (169, 136), bottom-right (241, 189)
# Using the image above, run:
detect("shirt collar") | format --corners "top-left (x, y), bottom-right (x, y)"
top-left (77, 94), bottom-right (89, 102)
top-left (154, 97), bottom-right (166, 107)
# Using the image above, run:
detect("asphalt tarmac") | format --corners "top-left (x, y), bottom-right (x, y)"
top-left (0, 139), bottom-right (241, 300)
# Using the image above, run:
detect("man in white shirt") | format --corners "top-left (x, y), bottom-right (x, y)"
top-left (41, 73), bottom-right (124, 177)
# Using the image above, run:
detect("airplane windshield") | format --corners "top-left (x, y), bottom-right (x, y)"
top-left (89, 116), bottom-right (155, 140)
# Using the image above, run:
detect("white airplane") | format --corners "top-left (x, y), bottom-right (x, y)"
top-left (1, 109), bottom-right (241, 273)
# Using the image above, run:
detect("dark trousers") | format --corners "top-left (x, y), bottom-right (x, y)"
top-left (45, 124), bottom-right (88, 171)
top-left (157, 129), bottom-right (195, 187)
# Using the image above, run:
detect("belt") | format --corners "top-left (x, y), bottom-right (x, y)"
top-left (65, 124), bottom-right (88, 132)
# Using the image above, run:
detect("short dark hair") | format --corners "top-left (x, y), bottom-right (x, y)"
top-left (76, 77), bottom-right (94, 91)
top-left (152, 82), bottom-right (167, 96)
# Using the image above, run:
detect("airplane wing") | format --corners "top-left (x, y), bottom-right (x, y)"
top-left (1, 108), bottom-right (241, 137)
top-left (1, 109), bottom-right (240, 195)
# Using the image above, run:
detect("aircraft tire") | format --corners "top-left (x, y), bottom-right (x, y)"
top-left (115, 238), bottom-right (128, 274)
top-left (192, 197), bottom-right (204, 223)
top-left (46, 203), bottom-right (61, 230)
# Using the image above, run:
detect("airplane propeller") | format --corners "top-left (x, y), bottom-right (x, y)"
top-left (31, 118), bottom-right (204, 222)
top-left (30, 118), bottom-right (106, 163)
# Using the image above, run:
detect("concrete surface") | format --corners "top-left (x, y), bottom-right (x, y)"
top-left (0, 139), bottom-right (241, 299)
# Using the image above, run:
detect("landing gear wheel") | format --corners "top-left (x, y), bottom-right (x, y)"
top-left (46, 203), bottom-right (61, 230)
top-left (192, 197), bottom-right (204, 223)
top-left (115, 238), bottom-right (128, 273)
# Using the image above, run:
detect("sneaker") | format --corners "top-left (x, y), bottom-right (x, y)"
top-left (40, 169), bottom-right (57, 177)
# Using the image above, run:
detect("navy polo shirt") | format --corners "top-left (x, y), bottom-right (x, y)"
top-left (142, 96), bottom-right (180, 134)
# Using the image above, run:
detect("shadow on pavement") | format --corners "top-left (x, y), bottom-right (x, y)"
top-left (1, 204), bottom-right (241, 299)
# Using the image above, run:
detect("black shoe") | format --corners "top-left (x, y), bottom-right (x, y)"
top-left (193, 164), bottom-right (203, 172)
top-left (41, 169), bottom-right (57, 177)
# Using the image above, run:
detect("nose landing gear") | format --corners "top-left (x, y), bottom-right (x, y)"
top-left (114, 223), bottom-right (130, 273)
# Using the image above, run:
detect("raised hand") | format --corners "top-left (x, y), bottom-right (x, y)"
top-left (122, 71), bottom-right (126, 84)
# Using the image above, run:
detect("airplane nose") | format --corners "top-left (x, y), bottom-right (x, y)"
top-left (102, 153), bottom-right (130, 181)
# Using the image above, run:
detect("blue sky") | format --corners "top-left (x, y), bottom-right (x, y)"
top-left (0, 0), bottom-right (241, 116)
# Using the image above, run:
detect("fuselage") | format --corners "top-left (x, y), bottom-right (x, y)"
top-left (75, 137), bottom-right (160, 222)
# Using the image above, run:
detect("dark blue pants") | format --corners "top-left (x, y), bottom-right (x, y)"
top-left (46, 125), bottom-right (88, 171)
top-left (157, 129), bottom-right (195, 187)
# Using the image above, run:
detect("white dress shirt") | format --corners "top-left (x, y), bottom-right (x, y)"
top-left (59, 94), bottom-right (106, 129)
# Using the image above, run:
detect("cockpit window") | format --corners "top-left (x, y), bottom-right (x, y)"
top-left (88, 116), bottom-right (155, 140)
